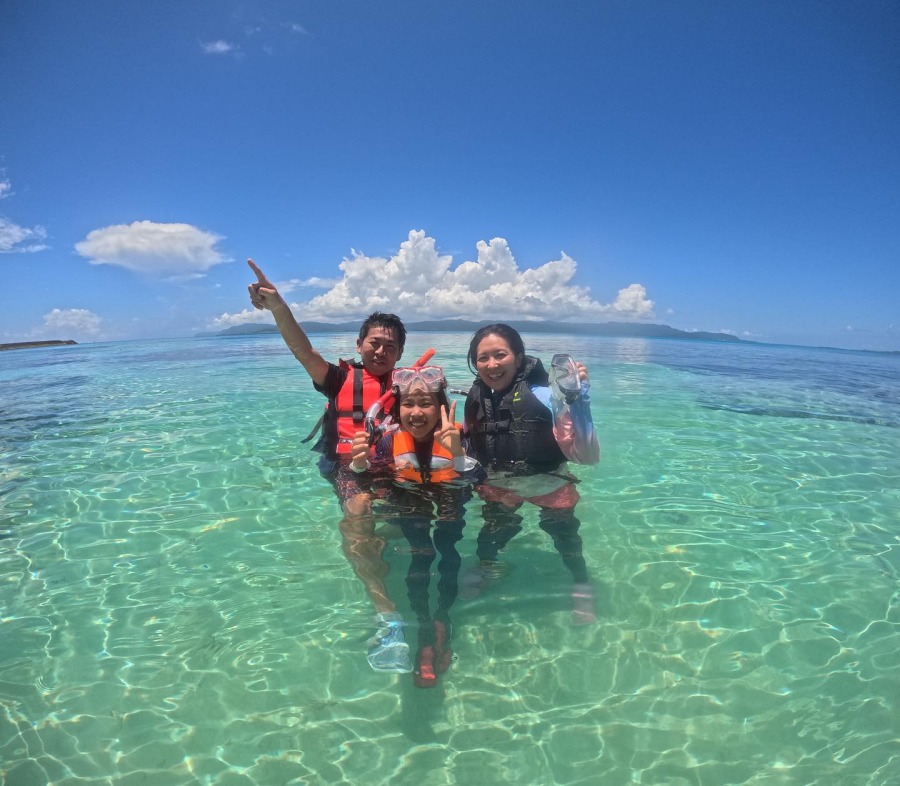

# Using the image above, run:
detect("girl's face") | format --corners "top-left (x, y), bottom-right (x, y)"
top-left (398, 390), bottom-right (441, 442)
top-left (475, 334), bottom-right (523, 392)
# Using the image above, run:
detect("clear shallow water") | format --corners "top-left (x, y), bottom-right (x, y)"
top-left (1, 333), bottom-right (898, 786)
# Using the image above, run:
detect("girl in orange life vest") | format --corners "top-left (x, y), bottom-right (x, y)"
top-left (349, 365), bottom-right (479, 481)
top-left (349, 366), bottom-right (482, 687)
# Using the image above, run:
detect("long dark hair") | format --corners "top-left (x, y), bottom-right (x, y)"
top-left (466, 323), bottom-right (526, 374)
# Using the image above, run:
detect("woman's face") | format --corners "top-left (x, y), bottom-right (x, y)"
top-left (398, 390), bottom-right (440, 442)
top-left (475, 334), bottom-right (523, 392)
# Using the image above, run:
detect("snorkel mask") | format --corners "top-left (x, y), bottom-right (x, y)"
top-left (392, 365), bottom-right (447, 395)
top-left (364, 349), bottom-right (436, 445)
top-left (549, 354), bottom-right (583, 404)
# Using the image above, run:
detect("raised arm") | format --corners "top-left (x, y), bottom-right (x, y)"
top-left (247, 258), bottom-right (329, 386)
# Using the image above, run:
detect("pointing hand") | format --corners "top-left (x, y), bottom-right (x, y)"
top-left (247, 259), bottom-right (282, 311)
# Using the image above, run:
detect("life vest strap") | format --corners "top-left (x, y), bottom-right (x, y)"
top-left (301, 413), bottom-right (325, 444)
top-left (353, 366), bottom-right (364, 422)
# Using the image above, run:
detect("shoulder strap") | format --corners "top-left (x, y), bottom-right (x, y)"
top-left (351, 366), bottom-right (365, 423)
top-left (301, 413), bottom-right (325, 443)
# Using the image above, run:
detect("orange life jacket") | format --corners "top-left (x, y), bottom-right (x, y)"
top-left (392, 429), bottom-right (460, 484)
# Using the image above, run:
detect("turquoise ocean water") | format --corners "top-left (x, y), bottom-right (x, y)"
top-left (1, 333), bottom-right (898, 786)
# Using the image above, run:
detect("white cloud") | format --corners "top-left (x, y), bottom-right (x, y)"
top-left (75, 221), bottom-right (227, 277)
top-left (212, 307), bottom-right (272, 329)
top-left (611, 284), bottom-right (654, 317)
top-left (0, 172), bottom-right (49, 253)
top-left (42, 308), bottom-right (103, 337)
top-left (201, 40), bottom-right (237, 55)
top-left (214, 229), bottom-right (655, 327)
top-left (277, 276), bottom-right (339, 295)
top-left (0, 217), bottom-right (49, 253)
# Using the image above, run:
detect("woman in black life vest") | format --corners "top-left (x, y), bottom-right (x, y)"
top-left (462, 323), bottom-right (600, 624)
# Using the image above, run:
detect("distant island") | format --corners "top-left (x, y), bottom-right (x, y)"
top-left (208, 320), bottom-right (742, 343)
top-left (0, 340), bottom-right (78, 352)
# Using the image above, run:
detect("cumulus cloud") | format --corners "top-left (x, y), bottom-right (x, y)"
top-left (0, 174), bottom-right (11, 199)
top-left (214, 229), bottom-right (654, 328)
top-left (75, 221), bottom-right (227, 277)
top-left (201, 40), bottom-right (237, 55)
top-left (212, 307), bottom-right (272, 329)
top-left (42, 308), bottom-right (103, 337)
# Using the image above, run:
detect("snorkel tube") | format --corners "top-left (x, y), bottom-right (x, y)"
top-left (364, 348), bottom-right (436, 445)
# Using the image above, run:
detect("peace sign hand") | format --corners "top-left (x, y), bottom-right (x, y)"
top-left (247, 258), bottom-right (284, 311)
top-left (435, 399), bottom-right (462, 457)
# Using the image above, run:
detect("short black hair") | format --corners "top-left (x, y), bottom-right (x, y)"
top-left (359, 312), bottom-right (407, 352)
top-left (467, 323), bottom-right (526, 374)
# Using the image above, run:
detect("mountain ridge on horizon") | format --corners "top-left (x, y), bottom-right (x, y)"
top-left (207, 319), bottom-right (743, 343)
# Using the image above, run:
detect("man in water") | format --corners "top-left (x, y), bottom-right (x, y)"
top-left (247, 259), bottom-right (414, 673)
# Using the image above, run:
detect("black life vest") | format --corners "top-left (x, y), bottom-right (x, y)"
top-left (464, 355), bottom-right (567, 472)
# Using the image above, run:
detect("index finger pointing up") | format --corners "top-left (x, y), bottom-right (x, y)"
top-left (247, 258), bottom-right (272, 286)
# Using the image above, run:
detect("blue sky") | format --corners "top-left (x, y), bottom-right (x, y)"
top-left (2, 1), bottom-right (898, 351)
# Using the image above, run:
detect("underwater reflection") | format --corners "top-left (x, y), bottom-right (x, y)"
top-left (459, 471), bottom-right (597, 625)
top-left (375, 482), bottom-right (473, 690)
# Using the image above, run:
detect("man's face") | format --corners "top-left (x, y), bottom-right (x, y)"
top-left (357, 326), bottom-right (402, 376)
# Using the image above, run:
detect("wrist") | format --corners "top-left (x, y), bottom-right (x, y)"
top-left (350, 459), bottom-right (370, 473)
top-left (269, 297), bottom-right (291, 315)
